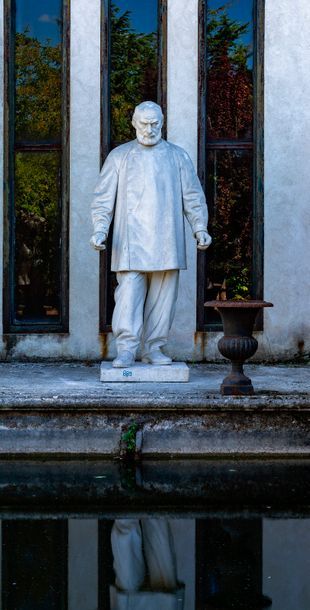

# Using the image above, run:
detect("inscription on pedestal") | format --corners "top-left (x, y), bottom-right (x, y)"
top-left (100, 362), bottom-right (190, 383)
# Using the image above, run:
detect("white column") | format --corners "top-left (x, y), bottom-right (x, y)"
top-left (68, 519), bottom-right (98, 610)
top-left (263, 0), bottom-right (310, 359)
top-left (68, 0), bottom-right (102, 358)
top-left (167, 0), bottom-right (200, 360)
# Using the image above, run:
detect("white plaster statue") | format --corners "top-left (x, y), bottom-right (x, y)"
top-left (91, 101), bottom-right (211, 368)
top-left (110, 518), bottom-right (184, 610)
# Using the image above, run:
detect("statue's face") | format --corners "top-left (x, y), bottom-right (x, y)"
top-left (133, 108), bottom-right (163, 146)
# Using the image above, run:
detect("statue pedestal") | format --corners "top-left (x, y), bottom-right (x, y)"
top-left (100, 361), bottom-right (189, 383)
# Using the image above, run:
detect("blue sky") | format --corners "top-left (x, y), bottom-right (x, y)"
top-left (113, 0), bottom-right (158, 34)
top-left (16, 0), bottom-right (158, 42)
top-left (16, 0), bottom-right (61, 44)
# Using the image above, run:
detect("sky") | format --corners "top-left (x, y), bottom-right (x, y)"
top-left (15, 0), bottom-right (158, 43)
top-left (16, 0), bottom-right (62, 44)
top-left (113, 0), bottom-right (158, 34)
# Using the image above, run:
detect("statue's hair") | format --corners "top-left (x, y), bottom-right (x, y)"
top-left (132, 101), bottom-right (163, 122)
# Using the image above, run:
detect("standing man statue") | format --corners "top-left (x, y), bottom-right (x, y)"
top-left (90, 101), bottom-right (211, 368)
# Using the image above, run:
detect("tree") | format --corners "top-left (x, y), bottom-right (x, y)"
top-left (207, 5), bottom-right (253, 140)
top-left (15, 31), bottom-right (62, 142)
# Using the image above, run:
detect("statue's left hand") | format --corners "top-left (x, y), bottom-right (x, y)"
top-left (196, 231), bottom-right (212, 250)
top-left (90, 232), bottom-right (107, 251)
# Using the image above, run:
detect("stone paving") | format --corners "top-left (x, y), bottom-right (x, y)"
top-left (0, 362), bottom-right (309, 407)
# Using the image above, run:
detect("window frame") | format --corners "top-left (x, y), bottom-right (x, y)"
top-left (99, 0), bottom-right (168, 332)
top-left (3, 0), bottom-right (70, 333)
top-left (197, 0), bottom-right (265, 331)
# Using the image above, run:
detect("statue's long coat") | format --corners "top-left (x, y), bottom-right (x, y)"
top-left (91, 139), bottom-right (209, 271)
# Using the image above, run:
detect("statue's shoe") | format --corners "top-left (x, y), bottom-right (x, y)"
top-left (112, 351), bottom-right (135, 368)
top-left (142, 350), bottom-right (172, 365)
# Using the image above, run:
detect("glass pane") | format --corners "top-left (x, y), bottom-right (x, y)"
top-left (207, 0), bottom-right (254, 140)
top-left (14, 152), bottom-right (62, 322)
top-left (110, 0), bottom-right (159, 146)
top-left (15, 0), bottom-right (63, 143)
top-left (205, 149), bottom-right (253, 322)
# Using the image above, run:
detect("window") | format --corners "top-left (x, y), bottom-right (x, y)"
top-left (4, 0), bottom-right (69, 332)
top-left (100, 0), bottom-right (167, 330)
top-left (197, 0), bottom-right (264, 329)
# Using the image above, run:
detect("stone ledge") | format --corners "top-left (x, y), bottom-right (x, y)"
top-left (0, 363), bottom-right (308, 457)
top-left (0, 410), bottom-right (309, 457)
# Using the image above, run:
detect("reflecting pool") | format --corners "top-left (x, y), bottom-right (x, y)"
top-left (0, 459), bottom-right (309, 609)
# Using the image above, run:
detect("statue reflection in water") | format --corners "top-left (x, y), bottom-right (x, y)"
top-left (110, 518), bottom-right (185, 610)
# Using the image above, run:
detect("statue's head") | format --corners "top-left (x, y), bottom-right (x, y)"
top-left (132, 101), bottom-right (164, 146)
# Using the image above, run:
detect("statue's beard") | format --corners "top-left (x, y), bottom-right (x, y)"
top-left (136, 131), bottom-right (162, 146)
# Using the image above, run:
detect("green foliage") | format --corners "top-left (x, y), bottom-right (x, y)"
top-left (15, 152), bottom-right (61, 307)
top-left (15, 31), bottom-right (62, 141)
top-left (207, 7), bottom-right (250, 69)
top-left (208, 149), bottom-right (253, 298)
top-left (226, 267), bottom-right (251, 301)
top-left (121, 423), bottom-right (138, 455)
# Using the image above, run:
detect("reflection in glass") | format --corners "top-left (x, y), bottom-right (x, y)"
top-left (206, 0), bottom-right (254, 141)
top-left (8, 0), bottom-right (66, 328)
top-left (15, 0), bottom-right (63, 143)
top-left (205, 149), bottom-right (253, 320)
top-left (14, 152), bottom-right (62, 321)
top-left (110, 0), bottom-right (159, 146)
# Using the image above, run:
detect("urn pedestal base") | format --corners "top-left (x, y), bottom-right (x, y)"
top-left (221, 368), bottom-right (254, 396)
top-left (218, 336), bottom-right (258, 396)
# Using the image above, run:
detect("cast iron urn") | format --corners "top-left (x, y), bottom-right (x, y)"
top-left (204, 301), bottom-right (273, 396)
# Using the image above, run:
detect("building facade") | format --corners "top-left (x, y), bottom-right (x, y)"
top-left (0, 0), bottom-right (309, 361)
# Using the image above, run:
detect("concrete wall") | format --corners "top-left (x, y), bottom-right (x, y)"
top-left (0, 0), bottom-right (309, 361)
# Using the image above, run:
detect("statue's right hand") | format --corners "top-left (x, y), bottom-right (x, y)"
top-left (90, 232), bottom-right (107, 251)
